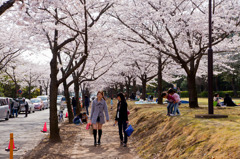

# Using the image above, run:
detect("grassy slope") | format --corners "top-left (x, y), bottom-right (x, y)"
top-left (108, 99), bottom-right (240, 159)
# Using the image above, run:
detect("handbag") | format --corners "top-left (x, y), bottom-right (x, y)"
top-left (125, 124), bottom-right (134, 137)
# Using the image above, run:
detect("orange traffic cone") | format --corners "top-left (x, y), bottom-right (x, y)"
top-left (5, 138), bottom-right (18, 151)
top-left (41, 122), bottom-right (47, 133)
top-left (65, 112), bottom-right (68, 118)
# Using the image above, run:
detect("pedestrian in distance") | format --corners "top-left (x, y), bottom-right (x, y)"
top-left (23, 98), bottom-right (29, 117)
top-left (89, 91), bottom-right (109, 146)
top-left (114, 92), bottom-right (129, 147)
top-left (224, 94), bottom-right (237, 106)
top-left (110, 97), bottom-right (113, 110)
top-left (161, 91), bottom-right (176, 116)
top-left (72, 97), bottom-right (77, 116)
top-left (168, 89), bottom-right (181, 116)
top-left (12, 102), bottom-right (18, 118)
top-left (85, 95), bottom-right (90, 115)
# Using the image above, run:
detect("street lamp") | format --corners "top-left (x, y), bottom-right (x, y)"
top-left (195, 0), bottom-right (228, 118)
top-left (208, 0), bottom-right (213, 115)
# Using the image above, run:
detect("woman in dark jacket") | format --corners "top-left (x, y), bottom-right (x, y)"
top-left (224, 94), bottom-right (237, 106)
top-left (115, 93), bottom-right (129, 147)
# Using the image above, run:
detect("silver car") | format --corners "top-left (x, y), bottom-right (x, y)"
top-left (37, 96), bottom-right (49, 109)
top-left (20, 99), bottom-right (35, 114)
top-left (0, 97), bottom-right (10, 120)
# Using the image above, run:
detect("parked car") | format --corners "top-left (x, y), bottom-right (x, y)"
top-left (0, 97), bottom-right (10, 120)
top-left (57, 95), bottom-right (64, 105)
top-left (37, 95), bottom-right (49, 109)
top-left (16, 98), bottom-right (26, 114)
top-left (31, 98), bottom-right (44, 111)
top-left (6, 97), bottom-right (19, 117)
top-left (20, 99), bottom-right (35, 113)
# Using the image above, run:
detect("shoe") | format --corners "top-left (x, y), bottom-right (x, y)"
top-left (94, 142), bottom-right (97, 146)
top-left (97, 142), bottom-right (101, 145)
top-left (120, 140), bottom-right (123, 146)
top-left (170, 114), bottom-right (175, 116)
top-left (123, 143), bottom-right (127, 147)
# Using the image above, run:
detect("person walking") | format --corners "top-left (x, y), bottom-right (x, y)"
top-left (90, 91), bottom-right (109, 146)
top-left (85, 95), bottom-right (90, 115)
top-left (23, 98), bottom-right (29, 117)
top-left (72, 97), bottom-right (77, 116)
top-left (12, 102), bottom-right (18, 118)
top-left (114, 92), bottom-right (129, 147)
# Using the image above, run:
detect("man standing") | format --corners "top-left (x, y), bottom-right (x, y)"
top-left (23, 98), bottom-right (29, 117)
top-left (72, 97), bottom-right (77, 116)
top-left (84, 95), bottom-right (90, 115)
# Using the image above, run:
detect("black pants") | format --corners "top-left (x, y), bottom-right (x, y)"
top-left (25, 105), bottom-right (29, 117)
top-left (118, 120), bottom-right (128, 144)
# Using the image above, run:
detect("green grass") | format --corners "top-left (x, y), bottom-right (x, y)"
top-left (107, 99), bottom-right (240, 159)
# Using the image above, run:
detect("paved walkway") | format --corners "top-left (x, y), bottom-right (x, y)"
top-left (70, 114), bottom-right (139, 159)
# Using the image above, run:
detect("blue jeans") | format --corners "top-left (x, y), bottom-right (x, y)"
top-left (167, 102), bottom-right (174, 114)
top-left (12, 109), bottom-right (18, 117)
top-left (173, 103), bottom-right (180, 115)
top-left (73, 107), bottom-right (76, 116)
top-left (86, 106), bottom-right (89, 115)
top-left (118, 120), bottom-right (128, 144)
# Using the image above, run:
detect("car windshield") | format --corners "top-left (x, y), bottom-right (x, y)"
top-left (31, 99), bottom-right (40, 103)
top-left (38, 96), bottom-right (47, 101)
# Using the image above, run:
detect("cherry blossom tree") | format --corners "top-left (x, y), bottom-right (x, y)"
top-left (111, 0), bottom-right (240, 108)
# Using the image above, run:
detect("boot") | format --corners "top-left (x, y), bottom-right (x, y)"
top-left (93, 129), bottom-right (97, 146)
top-left (98, 129), bottom-right (102, 145)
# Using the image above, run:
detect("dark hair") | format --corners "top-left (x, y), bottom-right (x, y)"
top-left (97, 91), bottom-right (105, 100)
top-left (225, 94), bottom-right (229, 97)
top-left (167, 89), bottom-right (175, 94)
top-left (111, 97), bottom-right (113, 100)
top-left (214, 93), bottom-right (219, 97)
top-left (161, 92), bottom-right (167, 98)
top-left (117, 92), bottom-right (126, 103)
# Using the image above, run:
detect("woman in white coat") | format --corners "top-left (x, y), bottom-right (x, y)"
top-left (90, 91), bottom-right (109, 146)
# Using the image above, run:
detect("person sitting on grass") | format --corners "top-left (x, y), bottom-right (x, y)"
top-left (168, 89), bottom-right (181, 116)
top-left (214, 93), bottom-right (222, 107)
top-left (161, 91), bottom-right (176, 116)
top-left (224, 94), bottom-right (237, 106)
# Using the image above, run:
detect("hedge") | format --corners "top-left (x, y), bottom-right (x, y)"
top-left (179, 91), bottom-right (240, 98)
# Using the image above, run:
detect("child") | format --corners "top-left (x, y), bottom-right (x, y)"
top-left (161, 91), bottom-right (176, 116)
top-left (214, 93), bottom-right (222, 106)
top-left (110, 97), bottom-right (113, 110)
top-left (168, 89), bottom-right (181, 116)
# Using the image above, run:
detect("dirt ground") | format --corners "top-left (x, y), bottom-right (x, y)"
top-left (22, 111), bottom-right (140, 159)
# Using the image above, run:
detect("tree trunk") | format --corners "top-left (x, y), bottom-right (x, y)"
top-left (49, 52), bottom-right (61, 142)
top-left (187, 73), bottom-right (199, 108)
top-left (125, 79), bottom-right (130, 99)
top-left (74, 79), bottom-right (81, 115)
top-left (141, 75), bottom-right (147, 100)
top-left (28, 84), bottom-right (31, 99)
top-left (132, 78), bottom-right (136, 96)
top-left (231, 77), bottom-right (238, 97)
top-left (157, 56), bottom-right (163, 104)
top-left (63, 81), bottom-right (73, 123)
top-left (215, 76), bottom-right (219, 91)
top-left (120, 83), bottom-right (124, 93)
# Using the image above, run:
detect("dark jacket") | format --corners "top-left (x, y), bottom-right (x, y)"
top-left (224, 96), bottom-right (237, 106)
top-left (85, 96), bottom-right (90, 107)
top-left (72, 98), bottom-right (77, 107)
top-left (115, 101), bottom-right (128, 122)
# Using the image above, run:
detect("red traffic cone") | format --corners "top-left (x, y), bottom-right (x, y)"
top-left (41, 122), bottom-right (47, 133)
top-left (5, 138), bottom-right (18, 151)
top-left (65, 112), bottom-right (68, 118)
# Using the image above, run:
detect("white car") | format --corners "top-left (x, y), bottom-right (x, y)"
top-left (0, 97), bottom-right (10, 120)
top-left (37, 95), bottom-right (49, 109)
top-left (20, 99), bottom-right (35, 114)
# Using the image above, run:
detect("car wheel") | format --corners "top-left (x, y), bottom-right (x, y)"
top-left (5, 112), bottom-right (9, 120)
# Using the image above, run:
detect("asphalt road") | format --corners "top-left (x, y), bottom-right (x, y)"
top-left (0, 107), bottom-right (65, 159)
